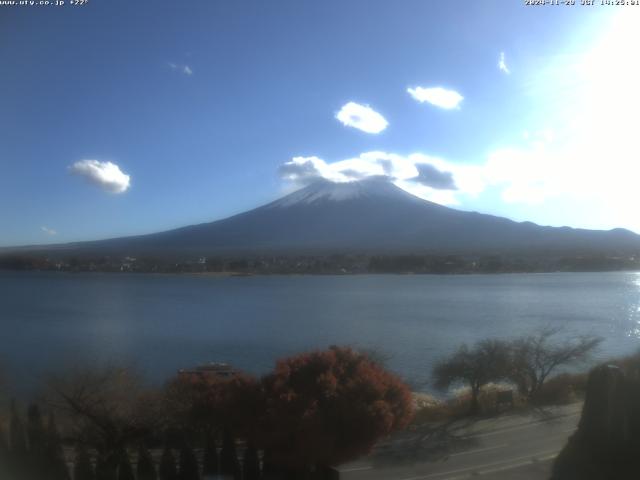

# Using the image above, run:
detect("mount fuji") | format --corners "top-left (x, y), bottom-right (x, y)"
top-left (9, 177), bottom-right (640, 257)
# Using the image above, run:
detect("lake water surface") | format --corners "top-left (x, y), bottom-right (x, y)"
top-left (2, 271), bottom-right (640, 393)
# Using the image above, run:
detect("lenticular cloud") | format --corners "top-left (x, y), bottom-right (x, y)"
top-left (69, 160), bottom-right (131, 194)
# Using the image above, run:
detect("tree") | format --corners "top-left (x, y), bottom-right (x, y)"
top-left (74, 445), bottom-right (95, 480)
top-left (158, 447), bottom-right (178, 480)
top-left (0, 421), bottom-right (10, 478)
top-left (509, 327), bottom-right (602, 399)
top-left (95, 453), bottom-right (118, 480)
top-left (27, 404), bottom-right (47, 456)
top-left (259, 346), bottom-right (414, 471)
top-left (219, 429), bottom-right (240, 479)
top-left (9, 400), bottom-right (27, 456)
top-left (163, 370), bottom-right (261, 440)
top-left (201, 434), bottom-right (218, 477)
top-left (178, 444), bottom-right (199, 480)
top-left (117, 449), bottom-right (135, 480)
top-left (9, 400), bottom-right (28, 477)
top-left (433, 339), bottom-right (511, 414)
top-left (136, 445), bottom-right (157, 480)
top-left (48, 366), bottom-right (161, 459)
top-left (46, 411), bottom-right (71, 480)
top-left (27, 404), bottom-right (47, 478)
top-left (243, 443), bottom-right (260, 480)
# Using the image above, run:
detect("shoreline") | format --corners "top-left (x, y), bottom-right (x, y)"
top-left (2, 268), bottom-right (640, 277)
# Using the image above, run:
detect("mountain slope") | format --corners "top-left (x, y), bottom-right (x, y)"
top-left (9, 178), bottom-right (640, 256)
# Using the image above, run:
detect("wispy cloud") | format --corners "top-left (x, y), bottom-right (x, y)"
top-left (69, 160), bottom-right (131, 194)
top-left (40, 226), bottom-right (57, 236)
top-left (168, 62), bottom-right (193, 76)
top-left (498, 52), bottom-right (510, 74)
top-left (407, 86), bottom-right (464, 110)
top-left (335, 102), bottom-right (388, 134)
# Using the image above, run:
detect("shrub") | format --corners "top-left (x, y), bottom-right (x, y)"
top-left (532, 372), bottom-right (588, 406)
top-left (259, 346), bottom-right (414, 470)
top-left (411, 393), bottom-right (453, 425)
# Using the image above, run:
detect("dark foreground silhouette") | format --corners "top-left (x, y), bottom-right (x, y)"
top-left (552, 358), bottom-right (640, 479)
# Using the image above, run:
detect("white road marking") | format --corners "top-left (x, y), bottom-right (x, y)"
top-left (339, 465), bottom-right (373, 472)
top-left (469, 452), bottom-right (558, 477)
top-left (448, 443), bottom-right (508, 457)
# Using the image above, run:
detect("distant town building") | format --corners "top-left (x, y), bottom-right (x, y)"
top-left (178, 362), bottom-right (237, 381)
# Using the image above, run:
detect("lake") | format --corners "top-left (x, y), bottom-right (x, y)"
top-left (1, 270), bottom-right (640, 394)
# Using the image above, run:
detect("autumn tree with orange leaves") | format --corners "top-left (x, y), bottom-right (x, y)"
top-left (163, 370), bottom-right (262, 441)
top-left (259, 346), bottom-right (414, 472)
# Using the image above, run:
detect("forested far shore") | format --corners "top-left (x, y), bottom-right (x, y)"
top-left (1, 252), bottom-right (640, 275)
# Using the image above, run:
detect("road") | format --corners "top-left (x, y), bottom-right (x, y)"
top-left (337, 403), bottom-right (582, 480)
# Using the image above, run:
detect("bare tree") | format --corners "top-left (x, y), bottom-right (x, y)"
top-left (508, 327), bottom-right (602, 399)
top-left (432, 339), bottom-right (511, 414)
top-left (47, 366), bottom-right (162, 460)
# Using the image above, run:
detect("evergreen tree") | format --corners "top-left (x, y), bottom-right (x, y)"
top-left (136, 445), bottom-right (157, 480)
top-left (46, 411), bottom-right (70, 480)
top-left (27, 404), bottom-right (47, 477)
top-left (0, 422), bottom-right (10, 479)
top-left (243, 443), bottom-right (260, 480)
top-left (9, 400), bottom-right (28, 477)
top-left (95, 453), bottom-right (118, 480)
top-left (27, 404), bottom-right (46, 454)
top-left (178, 444), bottom-right (199, 480)
top-left (158, 447), bottom-right (178, 480)
top-left (219, 430), bottom-right (240, 479)
top-left (74, 445), bottom-right (96, 480)
top-left (201, 435), bottom-right (218, 477)
top-left (9, 400), bottom-right (27, 456)
top-left (261, 450), bottom-right (280, 479)
top-left (117, 449), bottom-right (135, 480)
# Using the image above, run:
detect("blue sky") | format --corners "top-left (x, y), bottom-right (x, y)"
top-left (1, 0), bottom-right (637, 246)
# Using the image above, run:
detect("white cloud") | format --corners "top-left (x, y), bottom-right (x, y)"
top-left (279, 151), bottom-right (483, 206)
top-left (335, 102), bottom-right (388, 134)
top-left (407, 86), bottom-right (464, 109)
top-left (69, 160), bottom-right (131, 194)
top-left (168, 62), bottom-right (193, 76)
top-left (276, 12), bottom-right (640, 232)
top-left (40, 226), bottom-right (57, 236)
top-left (498, 52), bottom-right (510, 74)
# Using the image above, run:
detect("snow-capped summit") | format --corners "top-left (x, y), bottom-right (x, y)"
top-left (269, 177), bottom-right (423, 208)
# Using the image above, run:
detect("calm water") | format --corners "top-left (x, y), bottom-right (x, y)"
top-left (2, 271), bottom-right (640, 393)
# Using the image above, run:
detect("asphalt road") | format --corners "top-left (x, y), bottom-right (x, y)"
top-left (337, 403), bottom-right (582, 480)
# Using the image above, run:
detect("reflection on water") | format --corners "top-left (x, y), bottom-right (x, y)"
top-left (2, 270), bottom-right (640, 394)
top-left (627, 272), bottom-right (640, 338)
